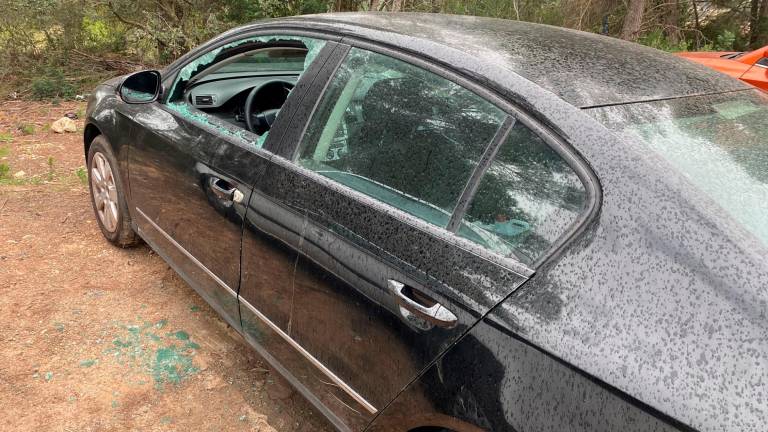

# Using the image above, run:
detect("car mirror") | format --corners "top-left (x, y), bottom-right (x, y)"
top-left (119, 70), bottom-right (162, 104)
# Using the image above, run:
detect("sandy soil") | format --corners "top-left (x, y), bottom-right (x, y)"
top-left (0, 101), bottom-right (333, 432)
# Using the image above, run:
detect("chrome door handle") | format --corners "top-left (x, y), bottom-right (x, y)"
top-left (388, 279), bottom-right (457, 328)
top-left (209, 177), bottom-right (244, 203)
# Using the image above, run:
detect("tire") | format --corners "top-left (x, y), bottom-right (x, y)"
top-left (87, 135), bottom-right (140, 247)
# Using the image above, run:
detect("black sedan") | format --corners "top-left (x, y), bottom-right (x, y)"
top-left (84, 12), bottom-right (768, 432)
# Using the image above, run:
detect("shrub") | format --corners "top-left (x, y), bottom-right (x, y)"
top-left (31, 66), bottom-right (76, 100)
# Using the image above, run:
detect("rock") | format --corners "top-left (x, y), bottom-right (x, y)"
top-left (13, 171), bottom-right (25, 178)
top-left (64, 112), bottom-right (78, 120)
top-left (51, 117), bottom-right (76, 133)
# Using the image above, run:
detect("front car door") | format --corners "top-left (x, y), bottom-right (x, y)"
top-left (127, 32), bottom-right (336, 329)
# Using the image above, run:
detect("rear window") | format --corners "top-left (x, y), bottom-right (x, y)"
top-left (590, 90), bottom-right (768, 248)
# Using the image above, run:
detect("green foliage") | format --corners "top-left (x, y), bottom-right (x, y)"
top-left (18, 123), bottom-right (35, 135)
top-left (0, 162), bottom-right (9, 179)
top-left (75, 166), bottom-right (87, 184)
top-left (638, 30), bottom-right (690, 52)
top-left (31, 66), bottom-right (76, 99)
top-left (716, 30), bottom-right (737, 51)
top-left (0, 134), bottom-right (12, 144)
top-left (47, 156), bottom-right (55, 180)
top-left (81, 16), bottom-right (126, 52)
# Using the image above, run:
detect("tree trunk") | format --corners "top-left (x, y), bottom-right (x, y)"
top-left (620, 0), bottom-right (646, 41)
top-left (756, 0), bottom-right (768, 47)
top-left (663, 0), bottom-right (681, 45)
top-left (750, 0), bottom-right (762, 45)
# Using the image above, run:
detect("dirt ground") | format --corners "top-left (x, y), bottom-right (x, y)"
top-left (0, 101), bottom-right (333, 432)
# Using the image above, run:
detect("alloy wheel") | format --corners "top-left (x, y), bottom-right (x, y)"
top-left (90, 152), bottom-right (119, 232)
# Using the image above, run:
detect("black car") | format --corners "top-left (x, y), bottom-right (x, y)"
top-left (84, 12), bottom-right (768, 432)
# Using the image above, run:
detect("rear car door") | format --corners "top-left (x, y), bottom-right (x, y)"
top-left (127, 33), bottom-right (336, 330)
top-left (243, 44), bottom-right (544, 430)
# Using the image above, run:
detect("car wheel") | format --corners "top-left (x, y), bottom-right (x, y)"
top-left (87, 135), bottom-right (140, 247)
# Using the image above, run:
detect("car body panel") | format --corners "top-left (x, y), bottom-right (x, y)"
top-left (678, 46), bottom-right (768, 91)
top-left (740, 63), bottom-right (768, 91)
top-left (250, 152), bottom-right (530, 425)
top-left (127, 102), bottom-right (244, 327)
top-left (368, 318), bottom-right (684, 432)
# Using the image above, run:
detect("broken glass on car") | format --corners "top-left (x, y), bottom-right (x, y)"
top-left (166, 36), bottom-right (326, 148)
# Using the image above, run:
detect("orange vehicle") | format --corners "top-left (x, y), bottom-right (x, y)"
top-left (678, 45), bottom-right (768, 91)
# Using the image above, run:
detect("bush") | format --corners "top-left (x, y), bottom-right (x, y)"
top-left (31, 66), bottom-right (76, 100)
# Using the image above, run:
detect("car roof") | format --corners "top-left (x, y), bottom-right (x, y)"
top-left (272, 12), bottom-right (748, 108)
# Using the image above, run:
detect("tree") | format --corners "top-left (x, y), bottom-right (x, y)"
top-left (752, 0), bottom-right (768, 45)
top-left (621, 0), bottom-right (647, 40)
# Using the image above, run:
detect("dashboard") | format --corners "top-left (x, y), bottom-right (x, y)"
top-left (186, 73), bottom-right (299, 109)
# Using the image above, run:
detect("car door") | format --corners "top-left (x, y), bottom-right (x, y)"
top-left (240, 44), bottom-right (545, 431)
top-left (127, 32), bottom-right (337, 330)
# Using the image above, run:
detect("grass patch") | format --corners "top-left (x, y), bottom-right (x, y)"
top-left (0, 146), bottom-right (9, 157)
top-left (75, 166), bottom-right (87, 185)
top-left (0, 133), bottom-right (12, 143)
top-left (47, 156), bottom-right (55, 181)
top-left (0, 175), bottom-right (45, 186)
top-left (18, 123), bottom-right (35, 135)
top-left (0, 163), bottom-right (9, 178)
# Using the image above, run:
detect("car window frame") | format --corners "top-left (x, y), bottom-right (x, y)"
top-left (277, 37), bottom-right (600, 272)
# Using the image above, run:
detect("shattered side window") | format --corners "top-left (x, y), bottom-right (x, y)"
top-left (165, 35), bottom-right (326, 149)
top-left (168, 35), bottom-right (325, 102)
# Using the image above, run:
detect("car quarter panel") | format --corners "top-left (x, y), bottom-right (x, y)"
top-left (367, 318), bottom-right (684, 432)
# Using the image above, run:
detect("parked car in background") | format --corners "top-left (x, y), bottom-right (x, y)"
top-left (84, 12), bottom-right (768, 432)
top-left (678, 45), bottom-right (768, 91)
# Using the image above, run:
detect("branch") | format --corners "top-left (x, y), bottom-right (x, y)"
top-left (106, 1), bottom-right (152, 34)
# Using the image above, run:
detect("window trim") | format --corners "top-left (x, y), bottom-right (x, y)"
top-left (446, 116), bottom-right (516, 233)
top-left (283, 38), bottom-right (601, 271)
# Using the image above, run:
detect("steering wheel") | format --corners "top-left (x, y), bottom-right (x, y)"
top-left (244, 80), bottom-right (295, 134)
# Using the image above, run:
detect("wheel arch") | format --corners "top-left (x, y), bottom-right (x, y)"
top-left (84, 123), bottom-right (102, 159)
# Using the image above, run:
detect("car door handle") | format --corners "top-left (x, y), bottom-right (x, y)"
top-left (209, 177), bottom-right (244, 203)
top-left (388, 279), bottom-right (457, 328)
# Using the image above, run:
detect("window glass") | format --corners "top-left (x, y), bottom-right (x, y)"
top-left (168, 36), bottom-right (325, 102)
top-left (297, 48), bottom-right (506, 228)
top-left (458, 123), bottom-right (587, 264)
top-left (590, 90), bottom-right (768, 249)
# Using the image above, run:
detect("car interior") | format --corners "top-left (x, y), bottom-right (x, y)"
top-left (174, 41), bottom-right (309, 136)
